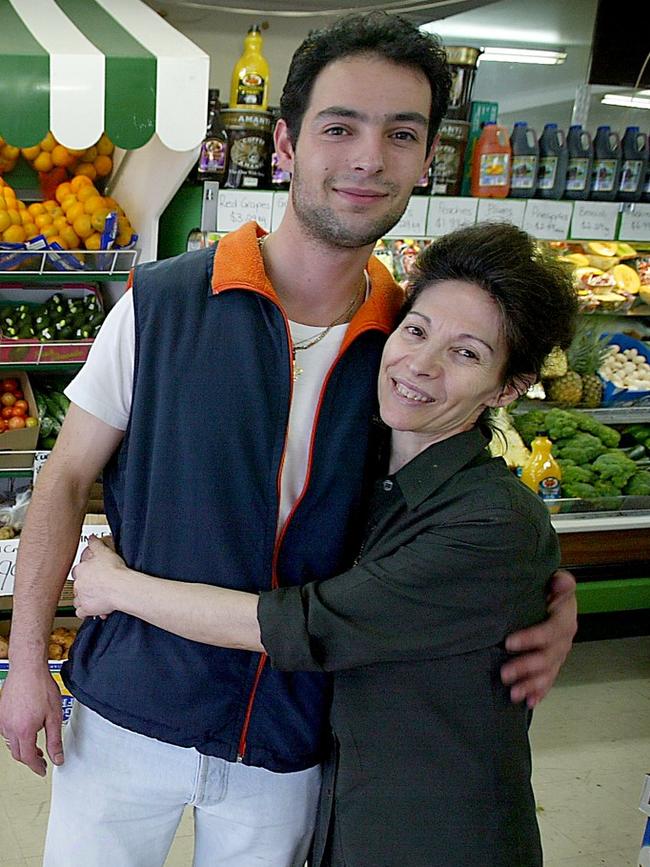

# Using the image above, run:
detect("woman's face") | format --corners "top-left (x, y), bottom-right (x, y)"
top-left (378, 280), bottom-right (519, 449)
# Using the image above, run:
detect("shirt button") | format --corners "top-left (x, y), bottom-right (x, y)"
top-left (382, 479), bottom-right (393, 491)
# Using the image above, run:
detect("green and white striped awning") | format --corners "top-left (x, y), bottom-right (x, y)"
top-left (0, 0), bottom-right (209, 151)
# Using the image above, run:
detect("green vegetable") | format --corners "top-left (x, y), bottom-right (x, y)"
top-left (561, 464), bottom-right (594, 486)
top-left (593, 479), bottom-right (622, 498)
top-left (512, 410), bottom-right (547, 446)
top-left (626, 424), bottom-right (650, 448)
top-left (562, 481), bottom-right (597, 499)
top-left (573, 412), bottom-right (621, 448)
top-left (624, 470), bottom-right (650, 496)
top-left (553, 432), bottom-right (607, 464)
top-left (545, 408), bottom-right (579, 441)
top-left (591, 451), bottom-right (637, 490)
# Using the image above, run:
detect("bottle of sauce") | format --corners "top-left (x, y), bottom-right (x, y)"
top-left (509, 121), bottom-right (538, 199)
top-left (535, 123), bottom-right (568, 200)
top-left (590, 126), bottom-right (621, 202)
top-left (229, 25), bottom-right (269, 112)
top-left (196, 89), bottom-right (229, 185)
top-left (564, 125), bottom-right (593, 201)
top-left (618, 126), bottom-right (648, 203)
top-left (470, 122), bottom-right (511, 198)
top-left (521, 434), bottom-right (562, 501)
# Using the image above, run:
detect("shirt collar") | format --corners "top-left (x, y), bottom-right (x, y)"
top-left (395, 423), bottom-right (493, 511)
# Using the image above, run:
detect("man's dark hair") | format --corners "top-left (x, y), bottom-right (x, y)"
top-left (280, 12), bottom-right (451, 153)
top-left (402, 222), bottom-right (579, 394)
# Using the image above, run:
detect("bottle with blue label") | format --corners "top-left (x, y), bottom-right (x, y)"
top-left (618, 126), bottom-right (648, 202)
top-left (509, 122), bottom-right (538, 198)
top-left (535, 124), bottom-right (568, 199)
top-left (520, 434), bottom-right (562, 502)
top-left (591, 126), bottom-right (621, 201)
top-left (564, 125), bottom-right (593, 200)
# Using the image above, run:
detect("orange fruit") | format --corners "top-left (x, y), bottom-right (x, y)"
top-left (53, 215), bottom-right (69, 233)
top-left (66, 201), bottom-right (86, 223)
top-left (77, 184), bottom-right (98, 203)
top-left (51, 144), bottom-right (74, 168)
top-left (59, 226), bottom-right (80, 249)
top-left (33, 151), bottom-right (53, 172)
top-left (0, 143), bottom-right (19, 161)
top-left (74, 162), bottom-right (97, 181)
top-left (41, 225), bottom-right (57, 240)
top-left (21, 144), bottom-right (41, 162)
top-left (3, 224), bottom-right (26, 243)
top-left (84, 232), bottom-right (102, 251)
top-left (34, 213), bottom-right (53, 229)
top-left (96, 134), bottom-right (114, 156)
top-left (93, 155), bottom-right (112, 177)
top-left (80, 146), bottom-right (98, 163)
top-left (117, 227), bottom-right (134, 247)
top-left (27, 202), bottom-right (46, 218)
top-left (55, 182), bottom-right (73, 203)
top-left (23, 223), bottom-right (38, 240)
top-left (2, 185), bottom-right (15, 200)
top-left (0, 197), bottom-right (6, 212)
top-left (90, 208), bottom-right (110, 233)
top-left (42, 199), bottom-right (58, 212)
top-left (83, 195), bottom-right (104, 215)
top-left (70, 175), bottom-right (93, 193)
top-left (60, 195), bottom-right (77, 215)
top-left (103, 196), bottom-right (121, 213)
top-left (39, 132), bottom-right (56, 152)
top-left (47, 234), bottom-right (68, 249)
top-left (7, 208), bottom-right (21, 226)
top-left (72, 214), bottom-right (93, 240)
top-left (0, 211), bottom-right (11, 233)
top-left (19, 209), bottom-right (32, 225)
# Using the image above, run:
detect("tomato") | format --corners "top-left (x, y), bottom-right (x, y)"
top-left (1, 378), bottom-right (18, 393)
top-left (0, 392), bottom-right (16, 407)
top-left (25, 416), bottom-right (39, 428)
top-left (13, 390), bottom-right (23, 400)
top-left (11, 406), bottom-right (25, 418)
top-left (13, 399), bottom-right (29, 415)
top-left (7, 416), bottom-right (25, 430)
top-left (1, 406), bottom-right (13, 420)
top-left (0, 419), bottom-right (7, 433)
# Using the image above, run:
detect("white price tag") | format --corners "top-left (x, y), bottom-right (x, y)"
top-left (385, 197), bottom-right (429, 238)
top-left (570, 201), bottom-right (619, 239)
top-left (217, 190), bottom-right (274, 233)
top-left (32, 450), bottom-right (50, 484)
top-left (271, 192), bottom-right (289, 231)
top-left (522, 200), bottom-right (573, 240)
top-left (426, 197), bottom-right (478, 236)
top-left (619, 203), bottom-right (650, 242)
top-left (476, 198), bottom-right (526, 227)
top-left (0, 537), bottom-right (19, 596)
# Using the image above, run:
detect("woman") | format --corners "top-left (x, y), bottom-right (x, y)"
top-left (73, 223), bottom-right (577, 866)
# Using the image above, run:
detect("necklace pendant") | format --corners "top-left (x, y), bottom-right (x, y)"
top-left (293, 358), bottom-right (304, 381)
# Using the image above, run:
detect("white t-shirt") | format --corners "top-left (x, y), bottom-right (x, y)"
top-left (65, 291), bottom-right (351, 532)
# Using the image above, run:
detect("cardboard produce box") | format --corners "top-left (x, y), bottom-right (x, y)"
top-left (0, 369), bottom-right (40, 470)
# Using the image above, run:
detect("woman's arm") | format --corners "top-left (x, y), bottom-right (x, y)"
top-left (72, 536), bottom-right (263, 652)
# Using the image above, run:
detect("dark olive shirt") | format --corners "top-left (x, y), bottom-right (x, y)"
top-left (258, 424), bottom-right (559, 867)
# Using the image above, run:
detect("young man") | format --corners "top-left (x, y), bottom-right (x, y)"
top-left (0, 13), bottom-right (577, 867)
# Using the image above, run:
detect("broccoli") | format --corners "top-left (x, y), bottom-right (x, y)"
top-left (512, 410), bottom-right (547, 447)
top-left (561, 464), bottom-right (594, 486)
top-left (553, 432), bottom-right (607, 465)
top-left (545, 408), bottom-right (579, 441)
top-left (591, 451), bottom-right (637, 489)
top-left (625, 425), bottom-right (650, 448)
top-left (573, 412), bottom-right (621, 448)
top-left (624, 470), bottom-right (650, 496)
top-left (562, 481), bottom-right (597, 499)
top-left (593, 479), bottom-right (623, 499)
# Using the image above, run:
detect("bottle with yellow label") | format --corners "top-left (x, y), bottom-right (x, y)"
top-left (229, 25), bottom-right (269, 111)
top-left (521, 434), bottom-right (562, 501)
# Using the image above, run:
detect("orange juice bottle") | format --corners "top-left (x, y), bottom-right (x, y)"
top-left (521, 434), bottom-right (562, 501)
top-left (229, 25), bottom-right (269, 111)
top-left (471, 122), bottom-right (511, 197)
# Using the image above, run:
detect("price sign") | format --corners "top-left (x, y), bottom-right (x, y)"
top-left (522, 200), bottom-right (573, 240)
top-left (271, 192), bottom-right (289, 231)
top-left (570, 201), bottom-right (619, 239)
top-left (32, 450), bottom-right (50, 484)
top-left (476, 198), bottom-right (526, 227)
top-left (385, 197), bottom-right (429, 237)
top-left (618, 203), bottom-right (650, 242)
top-left (0, 537), bottom-right (19, 596)
top-left (426, 197), bottom-right (478, 236)
top-left (217, 190), bottom-right (274, 232)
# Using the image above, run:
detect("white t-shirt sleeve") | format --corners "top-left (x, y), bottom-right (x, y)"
top-left (64, 290), bottom-right (135, 431)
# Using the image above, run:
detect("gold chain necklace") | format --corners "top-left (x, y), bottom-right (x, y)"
top-left (257, 234), bottom-right (366, 381)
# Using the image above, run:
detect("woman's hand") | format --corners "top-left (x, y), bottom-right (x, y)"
top-left (72, 535), bottom-right (128, 619)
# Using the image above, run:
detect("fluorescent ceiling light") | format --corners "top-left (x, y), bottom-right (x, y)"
top-left (601, 94), bottom-right (650, 109)
top-left (480, 47), bottom-right (567, 65)
top-left (419, 22), bottom-right (560, 46)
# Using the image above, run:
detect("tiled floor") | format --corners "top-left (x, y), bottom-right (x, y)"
top-left (0, 636), bottom-right (647, 866)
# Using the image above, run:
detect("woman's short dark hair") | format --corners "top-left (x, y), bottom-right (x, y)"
top-left (402, 222), bottom-right (578, 393)
top-left (280, 12), bottom-right (451, 154)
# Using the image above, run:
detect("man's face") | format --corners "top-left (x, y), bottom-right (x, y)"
top-left (276, 54), bottom-right (434, 248)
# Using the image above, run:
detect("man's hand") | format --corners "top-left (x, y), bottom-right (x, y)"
top-left (501, 569), bottom-right (578, 708)
top-left (0, 666), bottom-right (64, 776)
top-left (73, 535), bottom-right (125, 619)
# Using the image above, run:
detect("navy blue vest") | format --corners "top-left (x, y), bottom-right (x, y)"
top-left (63, 245), bottom-right (389, 771)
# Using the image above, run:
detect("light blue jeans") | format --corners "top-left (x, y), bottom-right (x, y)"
top-left (43, 702), bottom-right (321, 866)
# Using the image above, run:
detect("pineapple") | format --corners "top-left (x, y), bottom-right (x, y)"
top-left (546, 371), bottom-right (583, 406)
top-left (540, 346), bottom-right (568, 379)
top-left (566, 320), bottom-right (611, 408)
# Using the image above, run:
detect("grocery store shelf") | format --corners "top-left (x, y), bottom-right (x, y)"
top-left (514, 401), bottom-right (650, 423)
top-left (552, 511), bottom-right (650, 533)
top-left (0, 249), bottom-right (138, 282)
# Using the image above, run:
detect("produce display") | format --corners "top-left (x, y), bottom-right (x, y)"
top-left (0, 626), bottom-right (77, 660)
top-left (0, 376), bottom-right (37, 434)
top-left (0, 292), bottom-right (104, 342)
top-left (513, 408), bottom-right (650, 502)
top-left (33, 384), bottom-right (71, 451)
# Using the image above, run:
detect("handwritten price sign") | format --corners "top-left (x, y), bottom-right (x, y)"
top-left (522, 200), bottom-right (573, 240)
top-left (426, 197), bottom-right (478, 236)
top-left (385, 196), bottom-right (429, 237)
top-left (476, 198), bottom-right (526, 228)
top-left (570, 201), bottom-right (619, 239)
top-left (271, 192), bottom-right (289, 231)
top-left (217, 190), bottom-right (274, 232)
top-left (618, 203), bottom-right (650, 242)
